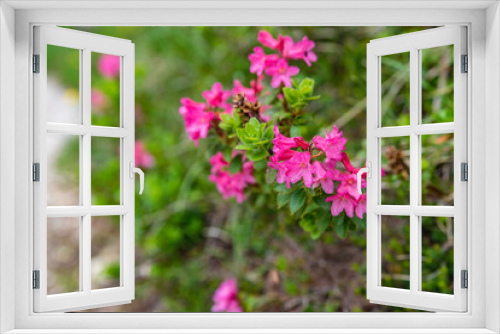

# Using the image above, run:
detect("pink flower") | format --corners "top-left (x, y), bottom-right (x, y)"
top-left (311, 161), bottom-right (334, 194)
top-left (284, 152), bottom-right (314, 187)
top-left (91, 88), bottom-right (106, 109)
top-left (326, 193), bottom-right (357, 218)
top-left (265, 58), bottom-right (300, 88)
top-left (355, 194), bottom-right (367, 219)
top-left (233, 80), bottom-right (257, 103)
top-left (209, 152), bottom-right (255, 203)
top-left (98, 54), bottom-right (120, 78)
top-left (179, 98), bottom-right (215, 146)
top-left (249, 47), bottom-right (279, 76)
top-left (258, 30), bottom-right (280, 49)
top-left (212, 278), bottom-right (243, 312)
top-left (209, 152), bottom-right (229, 173)
top-left (135, 141), bottom-right (155, 169)
top-left (337, 173), bottom-right (364, 200)
top-left (202, 82), bottom-right (231, 109)
top-left (312, 126), bottom-right (347, 162)
top-left (290, 36), bottom-right (317, 66)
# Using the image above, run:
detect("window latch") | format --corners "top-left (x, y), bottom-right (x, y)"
top-left (129, 161), bottom-right (144, 195)
top-left (356, 162), bottom-right (371, 195)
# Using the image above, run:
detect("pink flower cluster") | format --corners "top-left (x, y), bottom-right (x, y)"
top-left (179, 80), bottom-right (264, 146)
top-left (249, 31), bottom-right (317, 88)
top-left (211, 278), bottom-right (243, 312)
top-left (268, 126), bottom-right (368, 219)
top-left (98, 54), bottom-right (120, 79)
top-left (208, 152), bottom-right (255, 203)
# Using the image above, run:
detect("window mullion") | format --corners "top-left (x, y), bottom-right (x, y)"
top-left (82, 48), bottom-right (92, 294)
top-left (409, 48), bottom-right (420, 294)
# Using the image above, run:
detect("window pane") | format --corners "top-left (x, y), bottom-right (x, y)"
top-left (381, 215), bottom-right (410, 290)
top-left (47, 217), bottom-right (80, 295)
top-left (381, 52), bottom-right (410, 127)
top-left (47, 133), bottom-right (80, 206)
top-left (421, 45), bottom-right (454, 124)
top-left (91, 216), bottom-right (121, 290)
top-left (91, 137), bottom-right (121, 205)
top-left (422, 134), bottom-right (454, 206)
top-left (381, 136), bottom-right (410, 205)
top-left (421, 217), bottom-right (454, 294)
top-left (47, 45), bottom-right (80, 124)
top-left (91, 52), bottom-right (121, 127)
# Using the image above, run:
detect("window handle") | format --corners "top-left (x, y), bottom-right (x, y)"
top-left (129, 161), bottom-right (144, 195)
top-left (356, 162), bottom-right (371, 195)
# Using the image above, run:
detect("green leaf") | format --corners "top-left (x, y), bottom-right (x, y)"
top-left (235, 144), bottom-right (255, 151)
top-left (311, 212), bottom-right (332, 239)
top-left (253, 160), bottom-right (267, 170)
top-left (246, 149), bottom-right (268, 162)
top-left (237, 128), bottom-right (252, 145)
top-left (299, 214), bottom-right (314, 232)
top-left (248, 117), bottom-right (260, 128)
top-left (274, 182), bottom-right (287, 193)
top-left (290, 125), bottom-right (301, 137)
top-left (313, 193), bottom-right (332, 211)
top-left (283, 87), bottom-right (299, 105)
top-left (277, 192), bottom-right (292, 208)
top-left (299, 78), bottom-right (314, 96)
top-left (266, 168), bottom-right (278, 184)
top-left (263, 126), bottom-right (274, 141)
top-left (229, 155), bottom-right (243, 174)
top-left (305, 95), bottom-right (320, 101)
top-left (273, 111), bottom-right (292, 120)
top-left (334, 213), bottom-right (347, 239)
top-left (222, 147), bottom-right (233, 162)
top-left (290, 188), bottom-right (307, 215)
top-left (245, 122), bottom-right (258, 137)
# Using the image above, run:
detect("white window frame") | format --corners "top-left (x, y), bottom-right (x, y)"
top-left (366, 26), bottom-right (467, 312)
top-left (33, 26), bottom-right (136, 313)
top-left (0, 1), bottom-right (499, 333)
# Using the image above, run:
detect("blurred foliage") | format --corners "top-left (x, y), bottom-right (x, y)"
top-left (46, 26), bottom-right (454, 312)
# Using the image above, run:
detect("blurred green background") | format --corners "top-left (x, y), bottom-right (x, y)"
top-left (45, 26), bottom-right (455, 312)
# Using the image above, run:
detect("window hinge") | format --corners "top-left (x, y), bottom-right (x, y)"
top-left (461, 54), bottom-right (468, 73)
top-left (461, 162), bottom-right (468, 181)
top-left (33, 163), bottom-right (40, 182)
top-left (33, 270), bottom-right (40, 289)
top-left (461, 270), bottom-right (468, 289)
top-left (33, 54), bottom-right (40, 73)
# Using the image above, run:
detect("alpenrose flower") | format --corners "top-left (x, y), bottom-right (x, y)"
top-left (211, 278), bottom-right (243, 312)
top-left (209, 152), bottom-right (255, 203)
top-left (312, 126), bottom-right (347, 163)
top-left (98, 54), bottom-right (120, 78)
top-left (265, 58), bottom-right (300, 88)
top-left (179, 98), bottom-right (214, 146)
top-left (326, 193), bottom-right (358, 218)
top-left (202, 82), bottom-right (232, 110)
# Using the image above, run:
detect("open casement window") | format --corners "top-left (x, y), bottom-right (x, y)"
top-left (365, 26), bottom-right (467, 312)
top-left (33, 26), bottom-right (137, 312)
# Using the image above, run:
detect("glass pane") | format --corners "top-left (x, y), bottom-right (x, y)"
top-left (422, 134), bottom-right (454, 206)
top-left (421, 45), bottom-right (454, 124)
top-left (381, 215), bottom-right (410, 290)
top-left (91, 216), bottom-right (121, 290)
top-left (91, 52), bottom-right (121, 127)
top-left (91, 137), bottom-right (121, 205)
top-left (47, 133), bottom-right (80, 206)
top-left (47, 217), bottom-right (80, 295)
top-left (47, 45), bottom-right (80, 124)
top-left (421, 217), bottom-right (454, 294)
top-left (381, 136), bottom-right (410, 205)
top-left (381, 52), bottom-right (410, 127)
